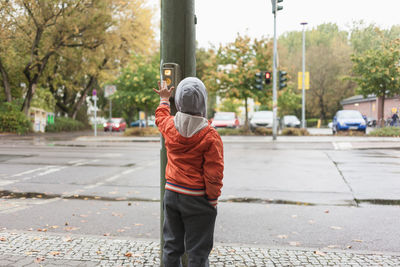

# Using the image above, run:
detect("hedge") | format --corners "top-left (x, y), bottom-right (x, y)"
top-left (45, 117), bottom-right (86, 132)
top-left (0, 102), bottom-right (32, 135)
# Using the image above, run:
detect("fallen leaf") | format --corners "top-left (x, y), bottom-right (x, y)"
top-left (0, 237), bottom-right (7, 241)
top-left (289, 241), bottom-right (301, 246)
top-left (80, 220), bottom-right (88, 223)
top-left (308, 220), bottom-right (315, 224)
top-left (96, 251), bottom-right (102, 255)
top-left (128, 202), bottom-right (132, 206)
top-left (63, 236), bottom-right (72, 242)
top-left (347, 245), bottom-right (352, 249)
top-left (50, 251), bottom-right (60, 256)
top-left (314, 250), bottom-right (326, 256)
top-left (109, 191), bottom-right (118, 195)
top-left (37, 228), bottom-right (47, 232)
top-left (330, 226), bottom-right (342, 230)
top-left (352, 239), bottom-right (363, 243)
top-left (125, 252), bottom-right (132, 257)
top-left (80, 214), bottom-right (88, 218)
top-left (324, 210), bottom-right (330, 213)
top-left (277, 235), bottom-right (288, 239)
top-left (103, 233), bottom-right (110, 236)
top-left (117, 229), bottom-right (125, 233)
top-left (37, 195), bottom-right (43, 198)
top-left (65, 222), bottom-right (69, 226)
top-left (50, 225), bottom-right (59, 229)
top-left (291, 215), bottom-right (298, 218)
top-left (35, 257), bottom-right (45, 263)
top-left (84, 197), bottom-right (89, 200)
top-left (134, 223), bottom-right (143, 226)
top-left (94, 196), bottom-right (101, 199)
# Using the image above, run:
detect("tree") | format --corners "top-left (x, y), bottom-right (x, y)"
top-left (279, 23), bottom-right (355, 121)
top-left (112, 53), bottom-right (160, 124)
top-left (351, 34), bottom-right (400, 126)
top-left (216, 34), bottom-right (273, 127)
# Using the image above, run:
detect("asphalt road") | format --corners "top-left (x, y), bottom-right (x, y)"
top-left (0, 132), bottom-right (400, 253)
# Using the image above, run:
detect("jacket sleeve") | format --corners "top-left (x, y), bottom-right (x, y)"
top-left (155, 102), bottom-right (171, 135)
top-left (203, 132), bottom-right (224, 207)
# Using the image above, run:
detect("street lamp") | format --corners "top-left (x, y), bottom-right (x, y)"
top-left (300, 22), bottom-right (307, 129)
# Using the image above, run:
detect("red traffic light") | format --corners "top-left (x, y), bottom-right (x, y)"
top-left (265, 72), bottom-right (271, 79)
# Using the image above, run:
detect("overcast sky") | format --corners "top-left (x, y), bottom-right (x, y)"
top-left (148, 0), bottom-right (400, 49)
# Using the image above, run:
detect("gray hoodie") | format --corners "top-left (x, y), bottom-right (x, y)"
top-left (174, 77), bottom-right (209, 138)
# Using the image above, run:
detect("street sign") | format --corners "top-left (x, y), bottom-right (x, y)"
top-left (105, 85), bottom-right (117, 97)
top-left (298, 72), bottom-right (310, 90)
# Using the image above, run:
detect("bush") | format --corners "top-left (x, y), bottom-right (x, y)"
top-left (281, 127), bottom-right (310, 136)
top-left (253, 127), bottom-right (273, 136)
top-left (217, 127), bottom-right (253, 136)
top-left (45, 117), bottom-right (86, 132)
top-left (368, 127), bottom-right (400, 137)
top-left (0, 102), bottom-right (32, 135)
top-left (124, 127), bottom-right (159, 137)
top-left (306, 118), bottom-right (319, 127)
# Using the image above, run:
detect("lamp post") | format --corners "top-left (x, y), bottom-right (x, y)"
top-left (300, 22), bottom-right (307, 129)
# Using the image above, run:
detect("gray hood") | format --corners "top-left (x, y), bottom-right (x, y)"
top-left (174, 77), bottom-right (208, 137)
top-left (175, 77), bottom-right (207, 118)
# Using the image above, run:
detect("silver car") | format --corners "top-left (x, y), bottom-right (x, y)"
top-left (250, 111), bottom-right (273, 131)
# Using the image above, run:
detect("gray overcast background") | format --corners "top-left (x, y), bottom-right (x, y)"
top-left (148, 0), bottom-right (400, 48)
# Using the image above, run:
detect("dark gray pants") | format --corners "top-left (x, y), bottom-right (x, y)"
top-left (162, 190), bottom-right (217, 267)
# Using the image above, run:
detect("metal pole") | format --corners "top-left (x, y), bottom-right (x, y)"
top-left (109, 99), bottom-right (112, 132)
top-left (160, 0), bottom-right (196, 264)
top-left (301, 22), bottom-right (307, 128)
top-left (94, 95), bottom-right (97, 137)
top-left (272, 12), bottom-right (278, 140)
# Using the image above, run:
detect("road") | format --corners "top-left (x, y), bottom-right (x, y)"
top-left (0, 132), bottom-right (400, 253)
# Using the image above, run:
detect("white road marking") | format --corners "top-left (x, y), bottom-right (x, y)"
top-left (332, 142), bottom-right (352, 150)
top-left (0, 198), bottom-right (61, 214)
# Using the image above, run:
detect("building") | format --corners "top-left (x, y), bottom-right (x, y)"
top-left (341, 94), bottom-right (400, 121)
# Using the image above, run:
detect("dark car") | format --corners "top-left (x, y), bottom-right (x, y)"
top-left (130, 119), bottom-right (156, 128)
top-left (104, 118), bottom-right (127, 132)
top-left (332, 110), bottom-right (366, 134)
top-left (211, 112), bottom-right (240, 129)
top-left (281, 115), bottom-right (301, 128)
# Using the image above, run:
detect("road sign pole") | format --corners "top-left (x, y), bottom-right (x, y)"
top-left (109, 98), bottom-right (112, 133)
top-left (93, 89), bottom-right (97, 137)
top-left (160, 0), bottom-right (196, 265)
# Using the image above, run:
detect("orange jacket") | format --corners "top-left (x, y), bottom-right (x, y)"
top-left (156, 103), bottom-right (224, 206)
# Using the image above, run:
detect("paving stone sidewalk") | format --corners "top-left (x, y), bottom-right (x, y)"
top-left (1, 230), bottom-right (400, 266)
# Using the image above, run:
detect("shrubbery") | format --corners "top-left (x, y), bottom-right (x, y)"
top-left (45, 117), bottom-right (87, 132)
top-left (281, 127), bottom-right (309, 136)
top-left (124, 127), bottom-right (159, 137)
top-left (0, 102), bottom-right (32, 135)
top-left (368, 127), bottom-right (400, 137)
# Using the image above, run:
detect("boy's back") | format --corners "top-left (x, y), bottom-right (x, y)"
top-left (154, 77), bottom-right (224, 266)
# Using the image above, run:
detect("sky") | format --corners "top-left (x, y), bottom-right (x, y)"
top-left (148, 0), bottom-right (400, 49)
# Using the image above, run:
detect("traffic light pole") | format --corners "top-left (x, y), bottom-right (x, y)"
top-left (272, 11), bottom-right (278, 140)
top-left (301, 22), bottom-right (307, 128)
top-left (160, 0), bottom-right (196, 265)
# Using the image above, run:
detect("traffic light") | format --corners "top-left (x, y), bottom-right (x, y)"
top-left (255, 72), bottom-right (263, 90)
top-left (265, 72), bottom-right (271, 85)
top-left (271, 0), bottom-right (283, 14)
top-left (279, 70), bottom-right (287, 90)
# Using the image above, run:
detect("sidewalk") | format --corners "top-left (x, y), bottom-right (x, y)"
top-left (1, 230), bottom-right (399, 266)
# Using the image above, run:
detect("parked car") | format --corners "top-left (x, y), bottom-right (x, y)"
top-left (130, 119), bottom-right (156, 128)
top-left (211, 112), bottom-right (239, 128)
top-left (249, 111), bottom-right (274, 131)
top-left (332, 110), bottom-right (366, 134)
top-left (103, 118), bottom-right (127, 132)
top-left (281, 115), bottom-right (301, 128)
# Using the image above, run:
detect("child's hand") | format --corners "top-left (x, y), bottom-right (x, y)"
top-left (153, 80), bottom-right (174, 99)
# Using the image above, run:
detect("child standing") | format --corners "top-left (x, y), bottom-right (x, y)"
top-left (153, 77), bottom-right (224, 267)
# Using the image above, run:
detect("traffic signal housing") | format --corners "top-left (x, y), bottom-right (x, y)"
top-left (279, 70), bottom-right (287, 90)
top-left (265, 72), bottom-right (271, 85)
top-left (271, 0), bottom-right (283, 14)
top-left (255, 72), bottom-right (263, 90)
